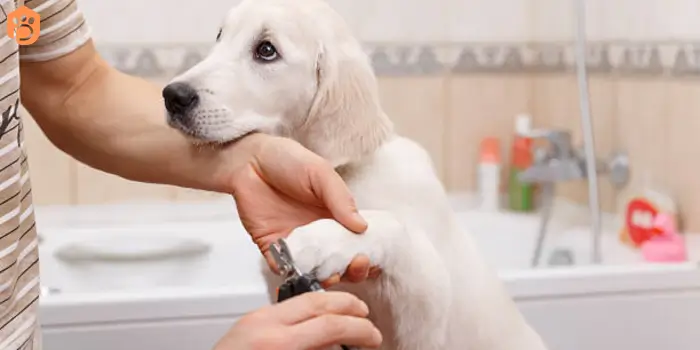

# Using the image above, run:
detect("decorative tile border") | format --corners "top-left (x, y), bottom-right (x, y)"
top-left (97, 41), bottom-right (700, 78)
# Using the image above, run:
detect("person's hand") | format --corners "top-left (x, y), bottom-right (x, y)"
top-left (227, 134), bottom-right (381, 286)
top-left (213, 292), bottom-right (382, 350)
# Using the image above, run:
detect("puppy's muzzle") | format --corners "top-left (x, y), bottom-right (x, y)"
top-left (163, 82), bottom-right (199, 126)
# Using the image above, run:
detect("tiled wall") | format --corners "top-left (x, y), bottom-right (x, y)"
top-left (23, 0), bottom-right (700, 230)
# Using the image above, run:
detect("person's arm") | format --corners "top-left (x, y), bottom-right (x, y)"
top-left (20, 41), bottom-right (246, 193)
top-left (17, 0), bottom-right (239, 192)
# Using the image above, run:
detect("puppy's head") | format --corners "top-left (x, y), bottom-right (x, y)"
top-left (163, 0), bottom-right (392, 167)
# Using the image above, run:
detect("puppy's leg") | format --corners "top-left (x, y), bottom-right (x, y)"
top-left (285, 210), bottom-right (451, 350)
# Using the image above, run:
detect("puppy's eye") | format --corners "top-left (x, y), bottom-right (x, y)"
top-left (216, 28), bottom-right (222, 42)
top-left (254, 41), bottom-right (278, 62)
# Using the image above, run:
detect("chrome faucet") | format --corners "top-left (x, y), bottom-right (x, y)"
top-left (518, 129), bottom-right (584, 184)
top-left (517, 128), bottom-right (630, 267)
top-left (518, 129), bottom-right (629, 186)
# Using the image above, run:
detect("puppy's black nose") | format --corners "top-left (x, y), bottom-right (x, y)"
top-left (163, 82), bottom-right (199, 115)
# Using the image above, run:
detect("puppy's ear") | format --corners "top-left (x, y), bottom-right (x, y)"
top-left (303, 43), bottom-right (393, 167)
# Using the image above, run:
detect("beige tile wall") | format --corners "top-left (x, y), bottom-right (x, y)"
top-left (528, 75), bottom-right (700, 232)
top-left (22, 73), bottom-right (700, 231)
top-left (445, 75), bottom-right (533, 191)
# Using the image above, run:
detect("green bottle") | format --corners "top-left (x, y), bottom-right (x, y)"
top-left (508, 115), bottom-right (534, 211)
top-left (508, 165), bottom-right (533, 211)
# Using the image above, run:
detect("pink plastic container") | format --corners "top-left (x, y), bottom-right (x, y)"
top-left (641, 213), bottom-right (687, 263)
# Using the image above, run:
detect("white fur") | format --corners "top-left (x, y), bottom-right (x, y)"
top-left (167, 0), bottom-right (549, 349)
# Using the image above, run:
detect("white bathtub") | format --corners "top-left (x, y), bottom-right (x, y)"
top-left (35, 195), bottom-right (700, 350)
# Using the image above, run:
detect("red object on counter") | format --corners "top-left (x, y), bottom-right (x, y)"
top-left (623, 198), bottom-right (661, 247)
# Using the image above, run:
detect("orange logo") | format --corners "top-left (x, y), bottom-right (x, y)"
top-left (7, 6), bottom-right (40, 46)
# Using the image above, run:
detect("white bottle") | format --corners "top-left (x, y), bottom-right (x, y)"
top-left (478, 137), bottom-right (501, 211)
top-left (515, 113), bottom-right (532, 136)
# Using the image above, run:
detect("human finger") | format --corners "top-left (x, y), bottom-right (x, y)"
top-left (264, 291), bottom-right (369, 325)
top-left (290, 314), bottom-right (382, 350)
top-left (308, 163), bottom-right (368, 233)
top-left (321, 273), bottom-right (341, 289)
top-left (342, 255), bottom-right (371, 283)
top-left (368, 266), bottom-right (382, 279)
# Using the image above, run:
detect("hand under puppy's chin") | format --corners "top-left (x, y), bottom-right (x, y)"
top-left (168, 119), bottom-right (259, 146)
top-left (184, 129), bottom-right (261, 148)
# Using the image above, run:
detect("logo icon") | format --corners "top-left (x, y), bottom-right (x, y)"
top-left (7, 6), bottom-right (40, 46)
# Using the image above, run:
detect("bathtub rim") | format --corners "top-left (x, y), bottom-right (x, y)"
top-left (39, 286), bottom-right (270, 327)
top-left (39, 261), bottom-right (700, 327)
top-left (502, 261), bottom-right (700, 301)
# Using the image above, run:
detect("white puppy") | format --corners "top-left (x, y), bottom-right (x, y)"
top-left (164, 0), bottom-right (549, 349)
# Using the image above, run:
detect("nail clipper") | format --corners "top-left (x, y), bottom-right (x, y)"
top-left (270, 238), bottom-right (356, 350)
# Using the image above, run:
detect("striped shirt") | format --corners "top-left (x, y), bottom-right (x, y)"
top-left (0, 0), bottom-right (90, 349)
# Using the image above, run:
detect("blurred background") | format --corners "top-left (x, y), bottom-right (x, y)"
top-left (23, 0), bottom-right (700, 231)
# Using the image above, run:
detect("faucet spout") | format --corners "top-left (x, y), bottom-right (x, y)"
top-left (518, 167), bottom-right (554, 184)
top-left (518, 160), bottom-right (586, 184)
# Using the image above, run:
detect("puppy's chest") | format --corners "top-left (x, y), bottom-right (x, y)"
top-left (339, 138), bottom-right (446, 222)
top-left (341, 163), bottom-right (425, 207)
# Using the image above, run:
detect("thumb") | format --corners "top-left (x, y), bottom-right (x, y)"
top-left (310, 165), bottom-right (367, 233)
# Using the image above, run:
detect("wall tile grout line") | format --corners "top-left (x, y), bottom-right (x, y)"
top-left (95, 41), bottom-right (700, 79)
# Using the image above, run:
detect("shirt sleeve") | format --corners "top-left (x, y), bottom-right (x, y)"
top-left (18, 0), bottom-right (92, 62)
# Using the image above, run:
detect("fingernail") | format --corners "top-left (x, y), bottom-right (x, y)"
top-left (351, 262), bottom-right (366, 275)
top-left (360, 301), bottom-right (370, 315)
top-left (353, 212), bottom-right (368, 228)
top-left (360, 265), bottom-right (370, 279)
top-left (372, 327), bottom-right (383, 344)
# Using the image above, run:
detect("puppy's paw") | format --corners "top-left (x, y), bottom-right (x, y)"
top-left (284, 210), bottom-right (404, 281)
top-left (285, 219), bottom-right (362, 281)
